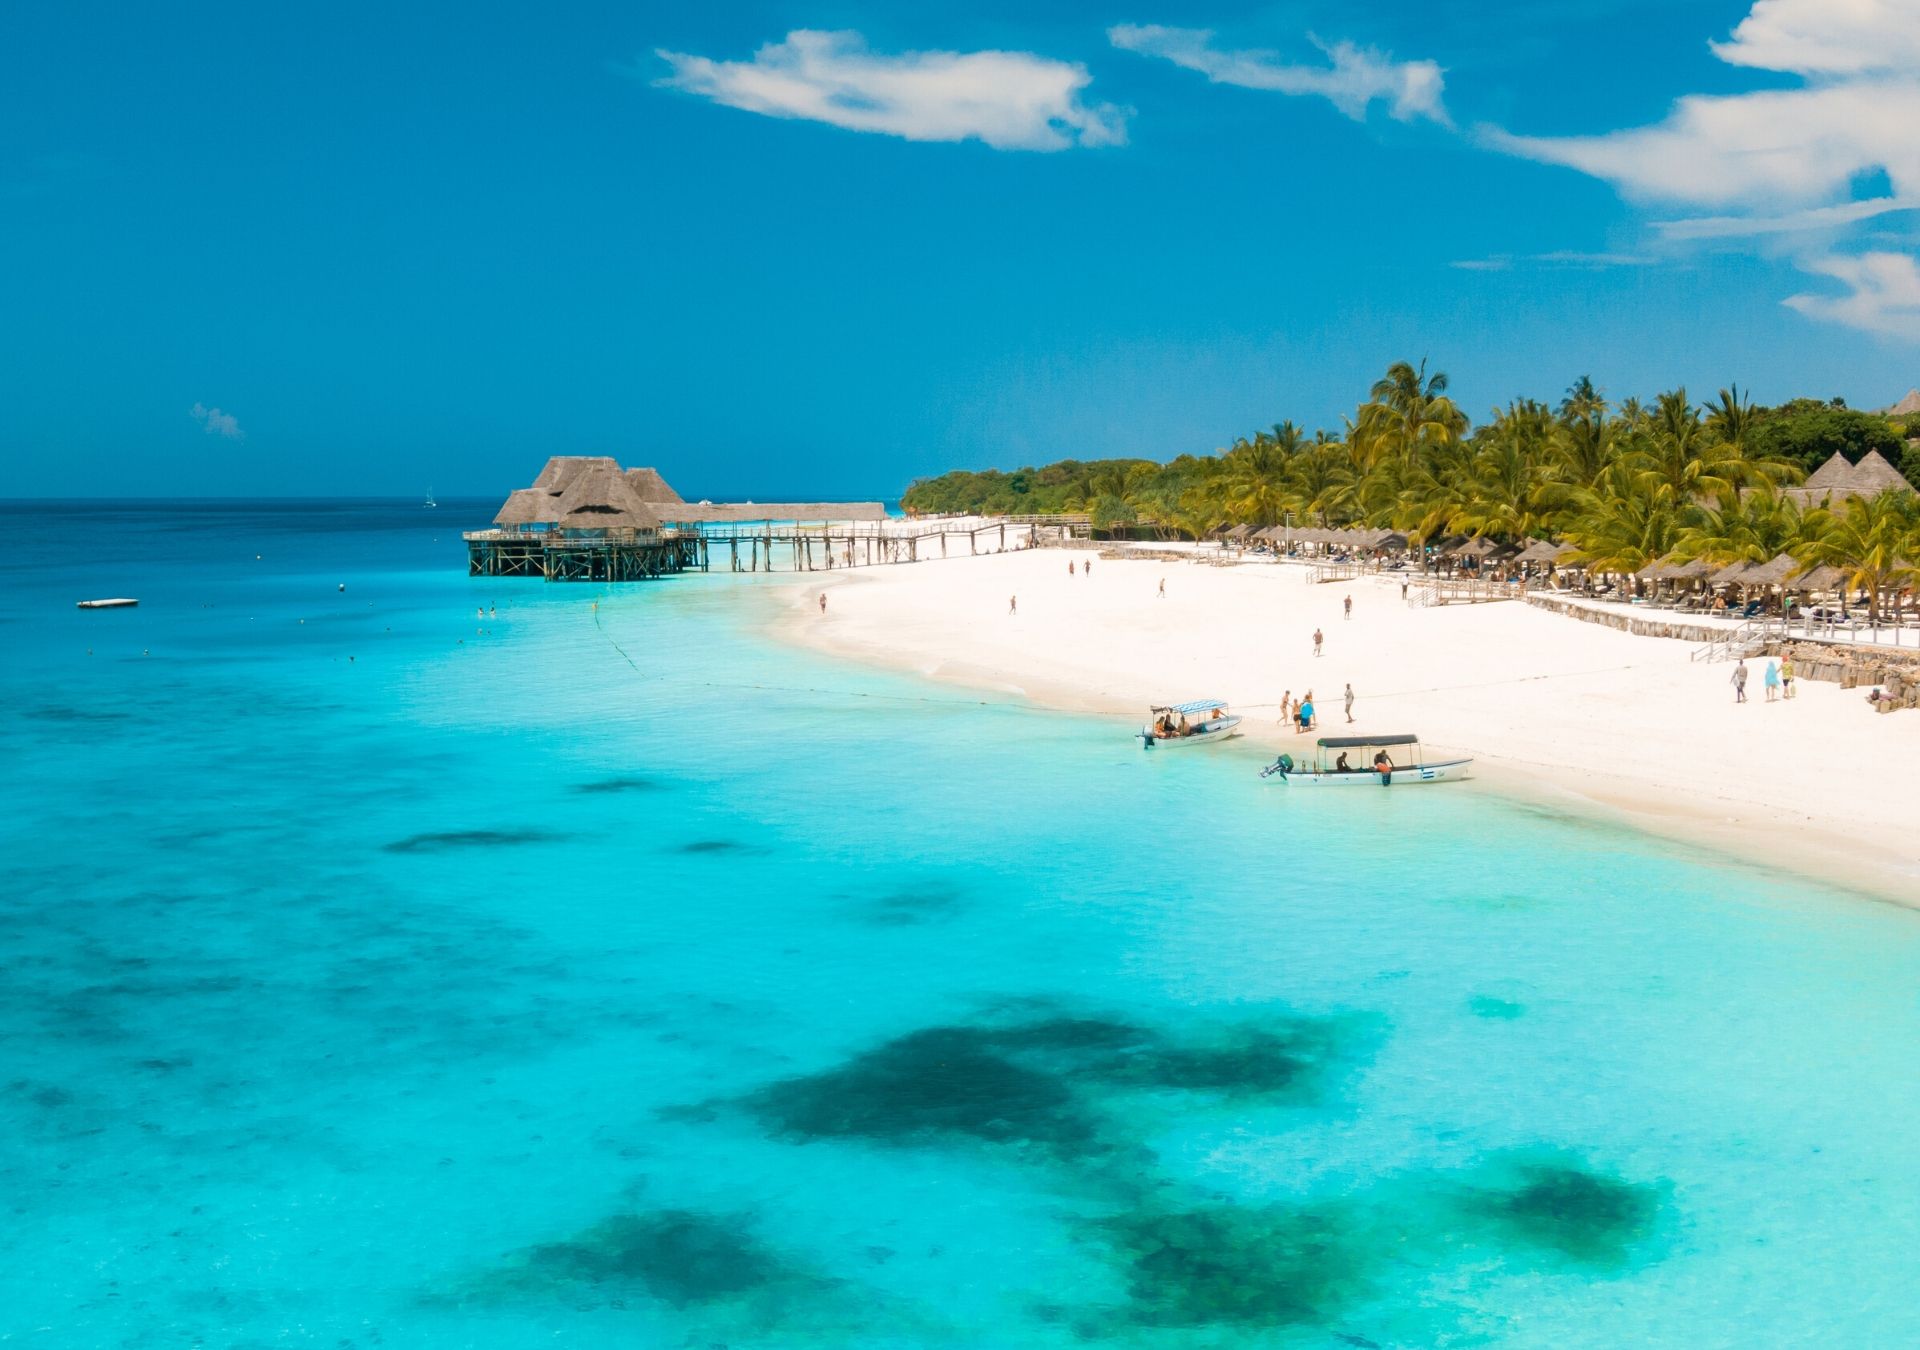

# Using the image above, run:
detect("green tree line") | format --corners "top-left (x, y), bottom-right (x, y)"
top-left (903, 363), bottom-right (1920, 615)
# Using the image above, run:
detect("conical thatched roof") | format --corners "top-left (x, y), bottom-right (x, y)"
top-left (1849, 449), bottom-right (1912, 494)
top-left (1802, 452), bottom-right (1855, 491)
top-left (493, 488), bottom-right (548, 527)
top-left (1794, 564), bottom-right (1847, 592)
top-left (1708, 559), bottom-right (1754, 586)
top-left (1886, 388), bottom-right (1920, 416)
top-left (623, 467), bottom-right (683, 504)
top-left (1634, 557), bottom-right (1674, 582)
top-left (1452, 536), bottom-right (1500, 559)
top-left (1738, 552), bottom-right (1802, 588)
top-left (531, 456), bottom-right (621, 495)
top-left (549, 461), bottom-right (661, 531)
top-left (1512, 539), bottom-right (1561, 564)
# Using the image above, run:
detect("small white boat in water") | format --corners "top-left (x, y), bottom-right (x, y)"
top-left (1261, 734), bottom-right (1471, 785)
top-left (1141, 698), bottom-right (1243, 748)
top-left (77, 598), bottom-right (139, 609)
top-left (423, 487), bottom-right (438, 508)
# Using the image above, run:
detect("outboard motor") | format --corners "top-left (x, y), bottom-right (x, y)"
top-left (1260, 753), bottom-right (1293, 780)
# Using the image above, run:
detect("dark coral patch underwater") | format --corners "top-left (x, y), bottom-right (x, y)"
top-left (732, 1008), bottom-right (1379, 1161)
top-left (570, 776), bottom-right (662, 795)
top-left (441, 1207), bottom-right (825, 1311)
top-left (1089, 1201), bottom-right (1372, 1330)
top-left (383, 829), bottom-right (566, 853)
top-left (1454, 1154), bottom-right (1664, 1267)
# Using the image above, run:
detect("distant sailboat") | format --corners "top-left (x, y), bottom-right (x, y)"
top-left (424, 487), bottom-right (438, 508)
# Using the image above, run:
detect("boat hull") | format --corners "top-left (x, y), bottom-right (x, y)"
top-left (1267, 757), bottom-right (1472, 784)
top-left (77, 598), bottom-right (139, 609)
top-left (1142, 715), bottom-right (1243, 748)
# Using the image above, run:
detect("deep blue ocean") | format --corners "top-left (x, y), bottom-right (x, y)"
top-left (5, 500), bottom-right (1920, 1347)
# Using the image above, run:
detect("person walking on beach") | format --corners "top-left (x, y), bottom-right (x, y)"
top-left (1279, 690), bottom-right (1292, 726)
top-left (1343, 595), bottom-right (1353, 621)
top-left (818, 593), bottom-right (827, 615)
top-left (1298, 692), bottom-right (1315, 733)
top-left (1009, 595), bottom-right (1018, 616)
top-left (1730, 659), bottom-right (1748, 703)
top-left (1084, 559), bottom-right (1092, 577)
top-left (1764, 658), bottom-right (1780, 702)
top-left (1313, 627), bottom-right (1324, 657)
top-left (1781, 654), bottom-right (1796, 699)
top-left (1069, 560), bottom-right (1076, 576)
top-left (1158, 577), bottom-right (1166, 600)
top-left (1401, 579), bottom-right (1409, 603)
top-left (1344, 682), bottom-right (1355, 723)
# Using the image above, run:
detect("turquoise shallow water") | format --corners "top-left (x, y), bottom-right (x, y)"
top-left (4, 500), bottom-right (1920, 1347)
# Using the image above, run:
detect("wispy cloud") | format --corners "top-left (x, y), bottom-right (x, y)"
top-left (1784, 251), bottom-right (1920, 339)
top-left (1654, 198), bottom-right (1916, 242)
top-left (653, 30), bottom-right (1127, 151)
top-left (1108, 24), bottom-right (1449, 126)
top-left (1484, 0), bottom-right (1920, 339)
top-left (1450, 250), bottom-right (1654, 272)
top-left (189, 402), bottom-right (244, 440)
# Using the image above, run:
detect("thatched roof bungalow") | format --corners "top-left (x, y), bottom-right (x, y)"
top-left (1784, 450), bottom-right (1917, 507)
top-left (490, 457), bottom-right (887, 532)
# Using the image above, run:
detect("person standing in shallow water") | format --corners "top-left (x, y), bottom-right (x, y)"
top-left (1730, 659), bottom-right (1748, 703)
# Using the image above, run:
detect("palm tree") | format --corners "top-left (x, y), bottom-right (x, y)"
top-left (1671, 483), bottom-right (1808, 566)
top-left (1797, 491), bottom-right (1920, 623)
top-left (1565, 461), bottom-right (1681, 581)
top-left (1356, 359), bottom-right (1466, 473)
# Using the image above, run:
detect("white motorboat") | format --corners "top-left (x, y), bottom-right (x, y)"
top-left (77, 598), bottom-right (139, 609)
top-left (1141, 698), bottom-right (1243, 748)
top-left (1261, 734), bottom-right (1471, 785)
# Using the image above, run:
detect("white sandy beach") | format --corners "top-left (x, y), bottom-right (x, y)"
top-left (778, 548), bottom-right (1920, 906)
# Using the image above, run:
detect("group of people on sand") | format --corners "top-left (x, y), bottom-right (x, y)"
top-left (1729, 655), bottom-right (1796, 704)
top-left (1281, 681), bottom-right (1356, 732)
top-left (1154, 705), bottom-right (1226, 739)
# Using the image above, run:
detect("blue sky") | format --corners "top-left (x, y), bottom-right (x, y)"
top-left (5, 0), bottom-right (1918, 498)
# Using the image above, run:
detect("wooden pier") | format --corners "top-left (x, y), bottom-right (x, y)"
top-left (465, 519), bottom-right (1062, 582)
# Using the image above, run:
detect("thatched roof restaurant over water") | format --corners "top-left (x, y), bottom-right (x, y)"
top-left (490, 457), bottom-right (886, 533)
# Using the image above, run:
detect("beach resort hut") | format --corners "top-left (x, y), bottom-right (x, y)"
top-left (546, 461), bottom-right (664, 536)
top-left (623, 466), bottom-right (684, 505)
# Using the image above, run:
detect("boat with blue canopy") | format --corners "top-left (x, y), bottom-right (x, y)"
top-left (1140, 698), bottom-right (1242, 748)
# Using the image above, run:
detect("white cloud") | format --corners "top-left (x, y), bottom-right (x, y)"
top-left (1485, 82), bottom-right (1920, 210)
top-left (1711, 0), bottom-right (1920, 76)
top-left (654, 30), bottom-right (1126, 151)
top-left (1486, 0), bottom-right (1920, 339)
top-left (189, 402), bottom-right (243, 440)
top-left (1108, 24), bottom-right (1449, 126)
top-left (1784, 251), bottom-right (1920, 339)
top-left (1450, 250), bottom-right (1652, 271)
top-left (1655, 198), bottom-right (1915, 241)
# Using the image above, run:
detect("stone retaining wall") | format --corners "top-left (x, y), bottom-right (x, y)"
top-left (1523, 594), bottom-right (1730, 644)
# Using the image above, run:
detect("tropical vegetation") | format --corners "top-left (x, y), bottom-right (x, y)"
top-left (902, 363), bottom-right (1920, 599)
